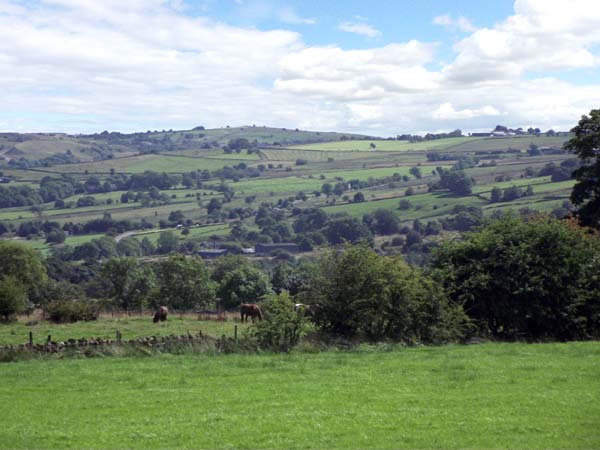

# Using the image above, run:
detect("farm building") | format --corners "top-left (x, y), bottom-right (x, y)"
top-left (255, 243), bottom-right (299, 255)
top-left (198, 249), bottom-right (228, 259)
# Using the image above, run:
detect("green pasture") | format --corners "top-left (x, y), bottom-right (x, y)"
top-left (126, 155), bottom-right (252, 173)
top-left (292, 137), bottom-right (477, 152)
top-left (475, 178), bottom-right (575, 198)
top-left (45, 154), bottom-right (249, 175)
top-left (483, 193), bottom-right (572, 215)
top-left (320, 164), bottom-right (450, 182)
top-left (7, 135), bottom-right (96, 161)
top-left (0, 207), bottom-right (35, 221)
top-left (199, 125), bottom-right (365, 145)
top-left (129, 223), bottom-right (230, 244)
top-left (450, 135), bottom-right (569, 152)
top-left (261, 148), bottom-right (391, 162)
top-left (0, 169), bottom-right (55, 181)
top-left (0, 342), bottom-right (598, 449)
top-left (320, 166), bottom-right (413, 181)
top-left (472, 176), bottom-right (552, 194)
top-left (232, 176), bottom-right (325, 195)
top-left (170, 149), bottom-right (261, 160)
top-left (0, 315), bottom-right (244, 346)
top-left (323, 191), bottom-right (486, 220)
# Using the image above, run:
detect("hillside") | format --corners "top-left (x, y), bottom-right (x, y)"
top-left (0, 126), bottom-right (576, 260)
top-left (0, 126), bottom-right (372, 168)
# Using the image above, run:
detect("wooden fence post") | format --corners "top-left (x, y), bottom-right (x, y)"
top-left (47, 335), bottom-right (51, 343)
top-left (234, 325), bottom-right (238, 342)
top-left (29, 331), bottom-right (33, 346)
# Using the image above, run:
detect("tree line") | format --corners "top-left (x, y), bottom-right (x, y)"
top-left (1, 214), bottom-right (599, 343)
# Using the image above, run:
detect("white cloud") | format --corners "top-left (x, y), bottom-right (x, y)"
top-left (432, 103), bottom-right (502, 120)
top-left (234, 1), bottom-right (314, 26)
top-left (275, 42), bottom-right (440, 101)
top-left (0, 0), bottom-right (599, 136)
top-left (278, 7), bottom-right (315, 25)
top-left (433, 14), bottom-right (477, 32)
top-left (443, 0), bottom-right (600, 84)
top-left (338, 21), bottom-right (382, 38)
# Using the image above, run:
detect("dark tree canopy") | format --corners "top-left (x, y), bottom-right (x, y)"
top-left (566, 109), bottom-right (600, 229)
top-left (432, 216), bottom-right (600, 340)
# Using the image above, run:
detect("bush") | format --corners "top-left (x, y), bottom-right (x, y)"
top-left (44, 300), bottom-right (99, 323)
top-left (306, 245), bottom-right (467, 342)
top-left (0, 276), bottom-right (27, 322)
top-left (245, 292), bottom-right (308, 351)
top-left (432, 216), bottom-right (600, 340)
top-left (46, 229), bottom-right (66, 244)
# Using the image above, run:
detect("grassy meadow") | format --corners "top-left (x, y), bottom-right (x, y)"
top-left (0, 342), bottom-right (598, 449)
top-left (0, 315), bottom-right (246, 346)
top-left (291, 137), bottom-right (477, 152)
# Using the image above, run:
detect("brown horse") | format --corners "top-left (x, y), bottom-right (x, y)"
top-left (153, 306), bottom-right (168, 323)
top-left (240, 303), bottom-right (263, 323)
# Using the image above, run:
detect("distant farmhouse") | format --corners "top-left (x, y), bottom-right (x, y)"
top-left (255, 243), bottom-right (299, 255)
top-left (198, 249), bottom-right (228, 259)
top-left (470, 125), bottom-right (565, 138)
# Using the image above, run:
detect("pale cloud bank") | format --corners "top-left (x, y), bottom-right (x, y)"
top-left (433, 14), bottom-right (477, 32)
top-left (0, 0), bottom-right (599, 135)
top-left (337, 21), bottom-right (382, 38)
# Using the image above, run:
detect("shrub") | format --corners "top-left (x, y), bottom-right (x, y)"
top-left (0, 276), bottom-right (27, 322)
top-left (246, 292), bottom-right (308, 351)
top-left (306, 245), bottom-right (467, 342)
top-left (432, 216), bottom-right (600, 340)
top-left (399, 199), bottom-right (411, 210)
top-left (44, 300), bottom-right (99, 323)
top-left (46, 229), bottom-right (66, 244)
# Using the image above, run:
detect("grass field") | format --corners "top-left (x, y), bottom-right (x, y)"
top-left (45, 154), bottom-right (253, 174)
top-left (0, 315), bottom-right (246, 346)
top-left (292, 137), bottom-right (476, 152)
top-left (449, 135), bottom-right (569, 152)
top-left (0, 342), bottom-right (598, 448)
top-left (129, 223), bottom-right (231, 244)
top-left (323, 191), bottom-right (487, 219)
top-left (260, 148), bottom-right (388, 162)
top-left (232, 176), bottom-right (326, 195)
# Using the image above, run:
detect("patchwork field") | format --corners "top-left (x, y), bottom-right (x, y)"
top-left (46, 154), bottom-right (253, 174)
top-left (0, 342), bottom-right (597, 449)
top-left (448, 135), bottom-right (569, 152)
top-left (290, 137), bottom-right (476, 152)
top-left (0, 131), bottom-right (578, 255)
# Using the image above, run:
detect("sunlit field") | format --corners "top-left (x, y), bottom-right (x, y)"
top-left (0, 342), bottom-right (598, 449)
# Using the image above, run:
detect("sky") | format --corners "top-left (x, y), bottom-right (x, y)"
top-left (1, 0), bottom-right (600, 136)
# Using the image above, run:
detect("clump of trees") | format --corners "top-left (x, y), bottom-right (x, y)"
top-left (0, 241), bottom-right (47, 322)
top-left (2, 209), bottom-right (599, 347)
top-left (566, 108), bottom-right (600, 229)
top-left (303, 245), bottom-right (467, 342)
top-left (432, 169), bottom-right (473, 195)
top-left (432, 216), bottom-right (600, 340)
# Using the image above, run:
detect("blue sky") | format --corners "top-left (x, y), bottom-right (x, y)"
top-left (201, 0), bottom-right (513, 44)
top-left (0, 0), bottom-right (599, 135)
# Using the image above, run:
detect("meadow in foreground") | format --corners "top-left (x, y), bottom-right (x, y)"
top-left (0, 342), bottom-right (598, 449)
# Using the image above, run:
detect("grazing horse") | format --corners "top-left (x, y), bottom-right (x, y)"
top-left (153, 306), bottom-right (168, 323)
top-left (240, 303), bottom-right (263, 323)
